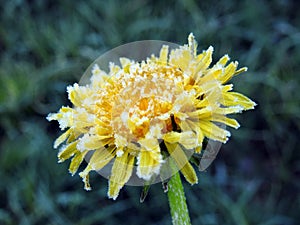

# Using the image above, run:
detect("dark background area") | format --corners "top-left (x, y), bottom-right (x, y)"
top-left (0, 0), bottom-right (299, 224)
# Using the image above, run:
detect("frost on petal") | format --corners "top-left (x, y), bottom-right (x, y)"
top-left (211, 115), bottom-right (240, 129)
top-left (193, 46), bottom-right (214, 78)
top-left (58, 141), bottom-right (79, 163)
top-left (67, 83), bottom-right (96, 108)
top-left (77, 133), bottom-right (112, 151)
top-left (47, 107), bottom-right (74, 130)
top-left (188, 33), bottom-right (198, 57)
top-left (158, 45), bottom-right (169, 65)
top-left (91, 64), bottom-right (101, 75)
top-left (219, 61), bottom-right (238, 84)
top-left (137, 138), bottom-right (164, 180)
top-left (78, 147), bottom-right (115, 191)
top-left (69, 150), bottom-right (88, 175)
top-left (119, 57), bottom-right (132, 73)
top-left (199, 120), bottom-right (231, 143)
top-left (163, 131), bottom-right (198, 149)
top-left (91, 64), bottom-right (109, 88)
top-left (136, 150), bottom-right (163, 180)
top-left (108, 151), bottom-right (135, 200)
top-left (53, 129), bottom-right (71, 149)
top-left (114, 134), bottom-right (128, 149)
top-left (164, 142), bottom-right (198, 185)
top-left (169, 45), bottom-right (192, 71)
top-left (222, 91), bottom-right (257, 110)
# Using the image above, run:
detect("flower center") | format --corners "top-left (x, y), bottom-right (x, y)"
top-left (127, 96), bottom-right (173, 138)
top-left (110, 63), bottom-right (185, 143)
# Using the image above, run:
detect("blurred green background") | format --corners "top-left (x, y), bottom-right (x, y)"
top-left (0, 0), bottom-right (299, 224)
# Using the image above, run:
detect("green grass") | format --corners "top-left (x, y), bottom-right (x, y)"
top-left (0, 0), bottom-right (299, 224)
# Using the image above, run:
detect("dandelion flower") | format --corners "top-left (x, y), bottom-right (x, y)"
top-left (47, 33), bottom-right (256, 200)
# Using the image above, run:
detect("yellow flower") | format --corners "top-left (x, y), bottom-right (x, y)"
top-left (47, 33), bottom-right (256, 200)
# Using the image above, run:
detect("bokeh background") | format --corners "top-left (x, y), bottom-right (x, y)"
top-left (0, 0), bottom-right (299, 224)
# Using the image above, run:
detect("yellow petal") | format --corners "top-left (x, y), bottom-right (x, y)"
top-left (178, 120), bottom-right (191, 132)
top-left (234, 66), bottom-right (248, 76)
top-left (180, 132), bottom-right (199, 149)
top-left (163, 131), bottom-right (198, 149)
top-left (67, 84), bottom-right (81, 107)
top-left (66, 130), bottom-right (81, 143)
top-left (89, 146), bottom-right (115, 171)
top-left (196, 68), bottom-right (222, 84)
top-left (217, 54), bottom-right (230, 66)
top-left (138, 138), bottom-right (159, 151)
top-left (223, 92), bottom-right (257, 110)
top-left (47, 107), bottom-right (74, 130)
top-left (59, 107), bottom-right (74, 129)
top-left (120, 57), bottom-right (131, 73)
top-left (165, 142), bottom-right (198, 184)
top-left (188, 33), bottom-right (198, 57)
top-left (194, 46), bottom-right (213, 77)
top-left (78, 146), bottom-right (116, 190)
top-left (108, 151), bottom-right (135, 200)
top-left (200, 79), bottom-right (221, 94)
top-left (219, 61), bottom-right (238, 84)
top-left (186, 120), bottom-right (204, 152)
top-left (195, 98), bottom-right (209, 108)
top-left (163, 132), bottom-right (181, 143)
top-left (120, 57), bottom-right (131, 68)
top-left (179, 119), bottom-right (204, 149)
top-left (222, 84), bottom-right (233, 92)
top-left (54, 129), bottom-right (71, 149)
top-left (58, 141), bottom-right (79, 163)
top-left (77, 134), bottom-right (111, 151)
top-left (188, 107), bottom-right (213, 119)
top-left (214, 106), bottom-right (243, 115)
top-left (159, 45), bottom-right (169, 65)
top-left (180, 161), bottom-right (198, 185)
top-left (90, 66), bottom-right (110, 88)
top-left (137, 149), bottom-right (162, 180)
top-left (211, 115), bottom-right (240, 129)
top-left (109, 63), bottom-right (121, 76)
top-left (69, 150), bottom-right (88, 175)
top-left (169, 46), bottom-right (192, 71)
top-left (137, 139), bottom-right (163, 180)
top-left (199, 120), bottom-right (230, 143)
top-left (79, 165), bottom-right (92, 191)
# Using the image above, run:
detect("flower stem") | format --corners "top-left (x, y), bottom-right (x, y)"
top-left (167, 172), bottom-right (192, 225)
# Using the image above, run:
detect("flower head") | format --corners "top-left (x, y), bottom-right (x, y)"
top-left (47, 33), bottom-right (256, 200)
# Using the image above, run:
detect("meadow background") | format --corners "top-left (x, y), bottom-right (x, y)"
top-left (0, 0), bottom-right (299, 224)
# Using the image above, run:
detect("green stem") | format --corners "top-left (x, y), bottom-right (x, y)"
top-left (167, 172), bottom-right (192, 225)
